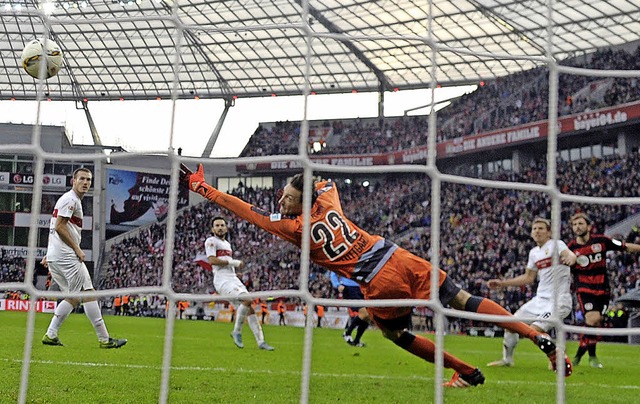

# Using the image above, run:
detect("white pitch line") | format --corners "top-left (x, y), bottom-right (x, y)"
top-left (4, 358), bottom-right (640, 390)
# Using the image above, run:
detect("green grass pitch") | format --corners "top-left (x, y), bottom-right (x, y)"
top-left (1, 311), bottom-right (639, 403)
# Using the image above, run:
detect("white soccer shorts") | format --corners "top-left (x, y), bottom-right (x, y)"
top-left (514, 295), bottom-right (572, 332)
top-left (214, 273), bottom-right (249, 304)
top-left (48, 259), bottom-right (94, 293)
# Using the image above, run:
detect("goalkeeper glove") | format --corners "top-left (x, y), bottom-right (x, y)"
top-left (180, 163), bottom-right (218, 199)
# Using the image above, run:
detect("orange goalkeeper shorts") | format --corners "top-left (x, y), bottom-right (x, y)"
top-left (360, 247), bottom-right (448, 321)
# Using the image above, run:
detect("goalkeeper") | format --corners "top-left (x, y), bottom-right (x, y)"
top-left (181, 164), bottom-right (572, 387)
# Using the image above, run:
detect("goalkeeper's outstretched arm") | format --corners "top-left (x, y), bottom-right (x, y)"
top-left (180, 164), bottom-right (300, 245)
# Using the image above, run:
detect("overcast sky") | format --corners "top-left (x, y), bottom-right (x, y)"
top-left (0, 86), bottom-right (476, 158)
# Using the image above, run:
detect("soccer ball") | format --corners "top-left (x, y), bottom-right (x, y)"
top-left (21, 38), bottom-right (64, 79)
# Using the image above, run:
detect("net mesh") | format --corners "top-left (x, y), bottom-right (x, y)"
top-left (2, 1), bottom-right (640, 403)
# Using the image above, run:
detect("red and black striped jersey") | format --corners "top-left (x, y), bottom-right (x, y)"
top-left (567, 234), bottom-right (626, 296)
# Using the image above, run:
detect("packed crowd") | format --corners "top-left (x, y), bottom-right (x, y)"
top-left (0, 254), bottom-right (25, 284)
top-left (241, 46), bottom-right (640, 157)
top-left (95, 150), bottom-right (640, 323)
top-left (401, 150), bottom-right (640, 313)
top-left (99, 188), bottom-right (332, 302)
top-left (2, 154), bottom-right (638, 333)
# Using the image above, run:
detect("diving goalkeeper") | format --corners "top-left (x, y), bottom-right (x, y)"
top-left (181, 164), bottom-right (572, 387)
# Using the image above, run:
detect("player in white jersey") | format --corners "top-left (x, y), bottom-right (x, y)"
top-left (41, 167), bottom-right (127, 349)
top-left (487, 217), bottom-right (576, 369)
top-left (205, 216), bottom-right (274, 351)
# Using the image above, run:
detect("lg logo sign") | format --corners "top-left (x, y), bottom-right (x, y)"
top-left (5, 173), bottom-right (66, 187)
top-left (12, 174), bottom-right (34, 184)
top-left (42, 175), bottom-right (63, 185)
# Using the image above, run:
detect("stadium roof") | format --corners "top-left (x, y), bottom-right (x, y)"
top-left (1, 0), bottom-right (639, 102)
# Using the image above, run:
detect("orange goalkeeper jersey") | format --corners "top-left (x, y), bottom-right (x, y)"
top-left (208, 180), bottom-right (397, 284)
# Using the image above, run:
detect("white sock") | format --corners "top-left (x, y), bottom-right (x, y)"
top-left (46, 299), bottom-right (75, 338)
top-left (83, 300), bottom-right (110, 343)
top-left (234, 304), bottom-right (250, 334)
top-left (503, 331), bottom-right (519, 363)
top-left (247, 314), bottom-right (265, 345)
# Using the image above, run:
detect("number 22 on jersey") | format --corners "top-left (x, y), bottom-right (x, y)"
top-left (311, 210), bottom-right (358, 260)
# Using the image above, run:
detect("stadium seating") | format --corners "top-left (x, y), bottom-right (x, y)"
top-left (92, 150), bottom-right (640, 328)
top-left (240, 46), bottom-right (640, 157)
top-left (3, 149), bottom-right (638, 333)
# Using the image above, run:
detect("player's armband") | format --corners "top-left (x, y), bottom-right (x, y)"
top-left (228, 259), bottom-right (242, 267)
